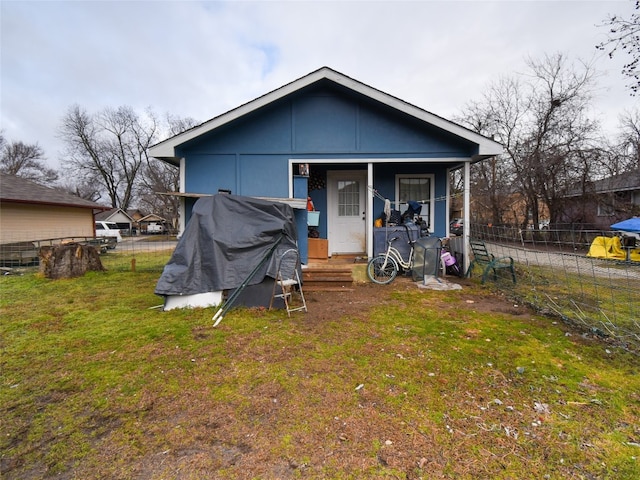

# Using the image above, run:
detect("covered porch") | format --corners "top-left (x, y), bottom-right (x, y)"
top-left (289, 158), bottom-right (474, 273)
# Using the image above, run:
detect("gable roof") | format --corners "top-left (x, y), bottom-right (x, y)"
top-left (0, 172), bottom-right (109, 210)
top-left (139, 213), bottom-right (168, 223)
top-left (95, 208), bottom-right (135, 222)
top-left (149, 66), bottom-right (503, 163)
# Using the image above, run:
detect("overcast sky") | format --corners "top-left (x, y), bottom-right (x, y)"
top-left (1, 0), bottom-right (638, 170)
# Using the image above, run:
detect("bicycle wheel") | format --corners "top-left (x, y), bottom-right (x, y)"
top-left (367, 255), bottom-right (399, 284)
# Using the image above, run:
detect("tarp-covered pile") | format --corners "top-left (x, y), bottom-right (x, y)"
top-left (586, 236), bottom-right (640, 261)
top-left (155, 194), bottom-right (298, 303)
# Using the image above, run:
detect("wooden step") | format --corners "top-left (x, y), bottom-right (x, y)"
top-left (302, 267), bottom-right (354, 292)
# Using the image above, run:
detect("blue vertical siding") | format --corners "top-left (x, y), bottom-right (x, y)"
top-left (239, 155), bottom-right (289, 197)
top-left (178, 83), bottom-right (475, 257)
top-left (186, 154), bottom-right (237, 194)
top-left (293, 94), bottom-right (357, 151)
top-left (180, 84), bottom-right (474, 200)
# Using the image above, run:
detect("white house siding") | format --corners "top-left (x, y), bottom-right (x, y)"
top-left (0, 203), bottom-right (95, 243)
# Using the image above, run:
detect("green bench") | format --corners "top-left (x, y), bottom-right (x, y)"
top-left (467, 239), bottom-right (516, 284)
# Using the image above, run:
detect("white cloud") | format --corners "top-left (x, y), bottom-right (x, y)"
top-left (1, 0), bottom-right (637, 169)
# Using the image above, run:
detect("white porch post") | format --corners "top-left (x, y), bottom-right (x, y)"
top-left (179, 157), bottom-right (187, 235)
top-left (463, 160), bottom-right (471, 274)
top-left (367, 162), bottom-right (373, 258)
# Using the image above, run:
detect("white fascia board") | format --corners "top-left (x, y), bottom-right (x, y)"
top-left (149, 143), bottom-right (179, 160)
top-left (324, 69), bottom-right (503, 156)
top-left (149, 70), bottom-right (330, 159)
top-left (292, 157), bottom-right (470, 164)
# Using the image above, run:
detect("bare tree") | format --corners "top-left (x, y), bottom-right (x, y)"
top-left (524, 55), bottom-right (600, 226)
top-left (458, 76), bottom-right (523, 225)
top-left (0, 133), bottom-right (58, 184)
top-left (56, 177), bottom-right (103, 203)
top-left (59, 105), bottom-right (158, 210)
top-left (597, 0), bottom-right (640, 95)
top-left (137, 114), bottom-right (200, 230)
top-left (617, 108), bottom-right (640, 170)
top-left (459, 53), bottom-right (601, 228)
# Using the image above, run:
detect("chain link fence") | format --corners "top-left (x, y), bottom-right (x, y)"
top-left (0, 234), bottom-right (177, 273)
top-left (3, 227), bottom-right (639, 352)
top-left (97, 236), bottom-right (177, 272)
top-left (467, 224), bottom-right (640, 354)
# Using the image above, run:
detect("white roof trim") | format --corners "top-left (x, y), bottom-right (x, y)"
top-left (149, 67), bottom-right (502, 159)
top-left (291, 157), bottom-right (471, 164)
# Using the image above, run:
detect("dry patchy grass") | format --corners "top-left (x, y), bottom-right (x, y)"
top-left (1, 271), bottom-right (639, 479)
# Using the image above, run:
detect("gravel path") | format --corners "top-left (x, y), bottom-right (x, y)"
top-left (484, 241), bottom-right (640, 282)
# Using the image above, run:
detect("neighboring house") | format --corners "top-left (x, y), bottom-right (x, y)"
top-left (0, 172), bottom-right (109, 243)
top-left (127, 209), bottom-right (145, 220)
top-left (95, 208), bottom-right (135, 235)
top-left (562, 170), bottom-right (640, 229)
top-left (149, 67), bottom-right (502, 264)
top-left (470, 192), bottom-right (549, 228)
top-left (126, 209), bottom-right (146, 234)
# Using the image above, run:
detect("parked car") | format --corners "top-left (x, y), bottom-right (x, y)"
top-left (95, 221), bottom-right (122, 249)
top-left (145, 222), bottom-right (165, 234)
top-left (527, 220), bottom-right (550, 230)
top-left (449, 218), bottom-right (464, 236)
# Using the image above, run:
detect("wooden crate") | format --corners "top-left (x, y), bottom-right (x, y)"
top-left (308, 238), bottom-right (328, 259)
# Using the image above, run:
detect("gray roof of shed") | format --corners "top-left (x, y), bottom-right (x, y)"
top-left (0, 172), bottom-right (109, 210)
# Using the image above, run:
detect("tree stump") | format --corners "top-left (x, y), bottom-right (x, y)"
top-left (39, 243), bottom-right (105, 279)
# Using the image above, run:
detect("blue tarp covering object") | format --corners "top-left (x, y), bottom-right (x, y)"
top-left (610, 217), bottom-right (640, 233)
top-left (155, 194), bottom-right (298, 297)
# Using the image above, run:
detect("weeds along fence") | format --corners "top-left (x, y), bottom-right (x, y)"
top-left (468, 224), bottom-right (640, 354)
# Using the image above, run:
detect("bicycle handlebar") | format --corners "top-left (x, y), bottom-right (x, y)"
top-left (387, 236), bottom-right (415, 246)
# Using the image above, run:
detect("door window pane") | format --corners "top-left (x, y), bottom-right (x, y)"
top-left (338, 180), bottom-right (359, 217)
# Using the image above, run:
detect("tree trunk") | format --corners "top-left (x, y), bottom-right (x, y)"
top-left (39, 243), bottom-right (105, 279)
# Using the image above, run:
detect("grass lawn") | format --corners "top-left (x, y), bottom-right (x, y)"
top-left (1, 258), bottom-right (639, 479)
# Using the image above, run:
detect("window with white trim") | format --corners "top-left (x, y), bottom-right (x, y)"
top-left (395, 174), bottom-right (434, 229)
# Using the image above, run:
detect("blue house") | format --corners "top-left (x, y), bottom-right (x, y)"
top-left (149, 67), bottom-right (502, 267)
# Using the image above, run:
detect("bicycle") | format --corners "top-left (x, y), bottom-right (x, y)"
top-left (367, 235), bottom-right (415, 284)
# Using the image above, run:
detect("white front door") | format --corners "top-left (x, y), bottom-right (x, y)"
top-left (327, 170), bottom-right (367, 255)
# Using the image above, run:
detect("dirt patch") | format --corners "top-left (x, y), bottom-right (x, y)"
top-left (304, 275), bottom-right (535, 322)
top-left (118, 277), bottom-right (544, 479)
